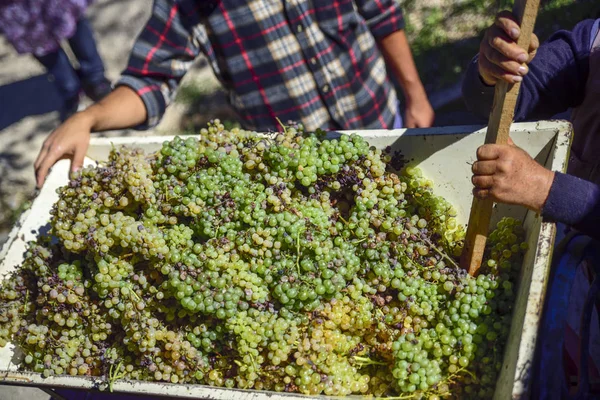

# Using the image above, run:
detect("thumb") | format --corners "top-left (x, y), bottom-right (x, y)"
top-left (507, 136), bottom-right (515, 146)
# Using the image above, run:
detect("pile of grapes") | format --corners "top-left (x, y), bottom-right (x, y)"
top-left (0, 122), bottom-right (527, 399)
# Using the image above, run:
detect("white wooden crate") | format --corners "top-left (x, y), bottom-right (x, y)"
top-left (0, 121), bottom-right (572, 399)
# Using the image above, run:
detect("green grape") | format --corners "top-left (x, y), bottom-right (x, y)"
top-left (0, 122), bottom-right (527, 399)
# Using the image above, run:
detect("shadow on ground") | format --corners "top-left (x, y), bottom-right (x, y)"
top-left (0, 76), bottom-right (68, 241)
top-left (0, 74), bottom-right (64, 131)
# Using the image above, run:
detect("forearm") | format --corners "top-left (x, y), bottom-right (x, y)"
top-left (77, 86), bottom-right (147, 132)
top-left (542, 172), bottom-right (600, 240)
top-left (378, 30), bottom-right (427, 101)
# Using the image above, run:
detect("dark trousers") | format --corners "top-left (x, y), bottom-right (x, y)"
top-left (35, 18), bottom-right (105, 100)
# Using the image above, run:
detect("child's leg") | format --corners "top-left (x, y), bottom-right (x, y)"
top-left (35, 48), bottom-right (80, 101)
top-left (68, 18), bottom-right (105, 85)
top-left (35, 48), bottom-right (81, 120)
top-left (67, 18), bottom-right (111, 101)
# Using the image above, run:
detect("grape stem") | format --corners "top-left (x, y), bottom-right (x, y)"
top-left (352, 355), bottom-right (386, 367)
top-left (338, 214), bottom-right (350, 226)
top-left (275, 117), bottom-right (288, 135)
top-left (420, 237), bottom-right (460, 270)
top-left (235, 355), bottom-right (262, 377)
top-left (125, 283), bottom-right (141, 303)
top-left (108, 360), bottom-right (125, 392)
top-left (337, 213), bottom-right (361, 239)
top-left (296, 228), bottom-right (305, 275)
top-left (23, 290), bottom-right (30, 314)
top-left (446, 366), bottom-right (476, 382)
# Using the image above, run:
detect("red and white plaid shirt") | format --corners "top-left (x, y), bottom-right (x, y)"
top-left (117, 0), bottom-right (405, 131)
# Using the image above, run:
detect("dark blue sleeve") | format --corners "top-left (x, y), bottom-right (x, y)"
top-left (462, 18), bottom-right (599, 121)
top-left (542, 172), bottom-right (600, 240)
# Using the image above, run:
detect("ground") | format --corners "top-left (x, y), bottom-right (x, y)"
top-left (0, 0), bottom-right (598, 397)
top-left (0, 1), bottom-right (219, 247)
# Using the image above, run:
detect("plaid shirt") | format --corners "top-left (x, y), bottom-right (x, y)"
top-left (117, 0), bottom-right (404, 131)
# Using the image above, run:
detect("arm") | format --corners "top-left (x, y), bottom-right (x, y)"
top-left (354, 0), bottom-right (434, 128)
top-left (34, 87), bottom-right (146, 187)
top-left (471, 144), bottom-right (600, 240)
top-left (34, 0), bottom-right (201, 188)
top-left (116, 0), bottom-right (201, 129)
top-left (462, 15), bottom-right (598, 121)
top-left (542, 173), bottom-right (600, 240)
top-left (379, 30), bottom-right (435, 128)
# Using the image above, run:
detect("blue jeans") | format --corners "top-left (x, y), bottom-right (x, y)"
top-left (393, 100), bottom-right (404, 129)
top-left (533, 227), bottom-right (600, 398)
top-left (35, 18), bottom-right (105, 100)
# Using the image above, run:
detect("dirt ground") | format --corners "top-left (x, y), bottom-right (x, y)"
top-left (0, 0), bottom-right (225, 245)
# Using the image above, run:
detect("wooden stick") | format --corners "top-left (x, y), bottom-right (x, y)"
top-left (460, 0), bottom-right (541, 275)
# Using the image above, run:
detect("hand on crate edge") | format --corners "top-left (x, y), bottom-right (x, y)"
top-left (34, 112), bottom-right (92, 189)
top-left (471, 142), bottom-right (554, 213)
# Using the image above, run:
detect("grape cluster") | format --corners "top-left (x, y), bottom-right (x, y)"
top-left (0, 121), bottom-right (527, 398)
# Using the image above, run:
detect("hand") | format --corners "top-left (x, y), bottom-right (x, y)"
top-left (34, 113), bottom-right (92, 188)
top-left (478, 10), bottom-right (540, 86)
top-left (471, 143), bottom-right (554, 212)
top-left (404, 93), bottom-right (435, 128)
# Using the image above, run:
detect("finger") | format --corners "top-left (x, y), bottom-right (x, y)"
top-left (478, 54), bottom-right (498, 86)
top-left (507, 136), bottom-right (515, 146)
top-left (479, 56), bottom-right (523, 84)
top-left (487, 26), bottom-right (529, 63)
top-left (494, 11), bottom-right (520, 40)
top-left (472, 175), bottom-right (494, 189)
top-left (473, 187), bottom-right (491, 200)
top-left (527, 35), bottom-right (539, 63)
top-left (404, 120), bottom-right (417, 129)
top-left (482, 43), bottom-right (528, 77)
top-left (35, 151), bottom-right (63, 189)
top-left (477, 144), bottom-right (504, 162)
top-left (528, 33), bottom-right (540, 54)
top-left (71, 146), bottom-right (87, 176)
top-left (472, 160), bottom-right (497, 175)
top-left (416, 115), bottom-right (435, 129)
top-left (34, 142), bottom-right (50, 172)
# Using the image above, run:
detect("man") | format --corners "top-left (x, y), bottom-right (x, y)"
top-left (463, 11), bottom-right (600, 396)
top-left (463, 11), bottom-right (600, 240)
top-left (34, 0), bottom-right (434, 188)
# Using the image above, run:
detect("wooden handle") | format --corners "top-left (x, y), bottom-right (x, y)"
top-left (460, 0), bottom-right (540, 275)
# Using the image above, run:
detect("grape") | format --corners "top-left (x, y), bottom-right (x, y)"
top-left (0, 121), bottom-right (528, 399)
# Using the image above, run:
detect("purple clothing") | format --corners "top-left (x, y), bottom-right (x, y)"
top-left (393, 100), bottom-right (404, 128)
top-left (544, 173), bottom-right (600, 240)
top-left (463, 19), bottom-right (599, 125)
top-left (462, 18), bottom-right (600, 240)
top-left (0, 0), bottom-right (93, 57)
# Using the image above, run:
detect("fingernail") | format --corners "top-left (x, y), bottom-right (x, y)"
top-left (512, 75), bottom-right (523, 83)
top-left (517, 53), bottom-right (528, 63)
top-left (518, 66), bottom-right (528, 75)
top-left (510, 28), bottom-right (520, 39)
